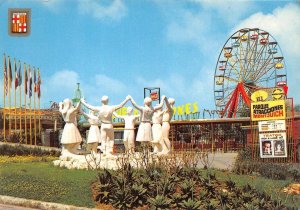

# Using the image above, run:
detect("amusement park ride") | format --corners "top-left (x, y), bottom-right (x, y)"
top-left (214, 28), bottom-right (287, 118)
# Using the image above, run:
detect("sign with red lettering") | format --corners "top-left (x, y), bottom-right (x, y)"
top-left (251, 100), bottom-right (286, 121)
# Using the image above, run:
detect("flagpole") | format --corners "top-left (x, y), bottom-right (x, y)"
top-left (3, 54), bottom-right (6, 142)
top-left (14, 58), bottom-right (17, 134)
top-left (38, 68), bottom-right (41, 140)
top-left (34, 68), bottom-right (37, 145)
top-left (24, 63), bottom-right (27, 144)
top-left (38, 91), bottom-right (41, 140)
top-left (29, 65), bottom-right (32, 145)
top-left (30, 92), bottom-right (32, 145)
top-left (19, 61), bottom-right (22, 143)
top-left (8, 56), bottom-right (11, 135)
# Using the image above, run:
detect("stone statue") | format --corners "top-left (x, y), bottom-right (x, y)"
top-left (160, 98), bottom-right (175, 155)
top-left (113, 107), bottom-right (139, 153)
top-left (129, 95), bottom-right (165, 144)
top-left (81, 110), bottom-right (101, 155)
top-left (59, 98), bottom-right (82, 155)
top-left (151, 107), bottom-right (164, 154)
top-left (81, 96), bottom-right (129, 157)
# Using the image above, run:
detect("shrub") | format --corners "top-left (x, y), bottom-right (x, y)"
top-left (234, 149), bottom-right (299, 181)
top-left (0, 143), bottom-right (60, 157)
top-left (92, 160), bottom-right (291, 209)
top-left (288, 165), bottom-right (300, 182)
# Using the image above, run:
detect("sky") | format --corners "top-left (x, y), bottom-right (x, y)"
top-left (0, 0), bottom-right (299, 111)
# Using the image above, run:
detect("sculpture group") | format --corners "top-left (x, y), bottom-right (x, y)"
top-left (59, 95), bottom-right (175, 157)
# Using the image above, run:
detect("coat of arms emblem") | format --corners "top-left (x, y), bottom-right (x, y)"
top-left (8, 8), bottom-right (31, 36)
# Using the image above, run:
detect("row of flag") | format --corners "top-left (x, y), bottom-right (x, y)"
top-left (3, 54), bottom-right (41, 99)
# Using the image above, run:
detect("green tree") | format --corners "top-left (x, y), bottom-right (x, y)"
top-left (294, 104), bottom-right (300, 112)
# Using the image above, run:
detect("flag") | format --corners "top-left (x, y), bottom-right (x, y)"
top-left (14, 59), bottom-right (19, 88)
top-left (18, 61), bottom-right (22, 87)
top-left (24, 64), bottom-right (28, 95)
top-left (3, 54), bottom-right (8, 95)
top-left (34, 68), bottom-right (37, 92)
top-left (8, 57), bottom-right (12, 89)
top-left (37, 69), bottom-right (41, 98)
top-left (29, 67), bottom-right (32, 98)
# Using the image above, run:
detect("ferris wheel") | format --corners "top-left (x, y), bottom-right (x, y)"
top-left (214, 28), bottom-right (287, 118)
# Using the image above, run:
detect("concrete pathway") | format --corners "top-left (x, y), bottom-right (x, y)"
top-left (207, 152), bottom-right (238, 170)
top-left (0, 203), bottom-right (39, 210)
top-left (0, 195), bottom-right (98, 210)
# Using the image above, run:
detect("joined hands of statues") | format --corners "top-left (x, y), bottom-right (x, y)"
top-left (127, 95), bottom-right (132, 101)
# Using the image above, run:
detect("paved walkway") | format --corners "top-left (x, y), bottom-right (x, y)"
top-left (0, 203), bottom-right (38, 210)
top-left (0, 195), bottom-right (97, 210)
top-left (207, 152), bottom-right (238, 170)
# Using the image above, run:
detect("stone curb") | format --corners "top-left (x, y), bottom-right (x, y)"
top-left (0, 195), bottom-right (99, 210)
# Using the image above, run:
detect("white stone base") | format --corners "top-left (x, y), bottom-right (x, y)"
top-left (53, 153), bottom-right (122, 170)
top-left (53, 150), bottom-right (171, 170)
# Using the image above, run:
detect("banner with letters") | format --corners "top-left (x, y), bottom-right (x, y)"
top-left (251, 100), bottom-right (286, 121)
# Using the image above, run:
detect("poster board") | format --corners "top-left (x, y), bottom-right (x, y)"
top-left (251, 100), bottom-right (286, 121)
top-left (259, 132), bottom-right (287, 158)
top-left (258, 120), bottom-right (286, 132)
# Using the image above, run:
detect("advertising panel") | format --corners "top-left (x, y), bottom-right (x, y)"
top-left (258, 120), bottom-right (286, 132)
top-left (251, 100), bottom-right (286, 121)
top-left (259, 132), bottom-right (287, 158)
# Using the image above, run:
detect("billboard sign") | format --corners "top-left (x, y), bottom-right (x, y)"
top-left (251, 100), bottom-right (285, 121)
top-left (258, 120), bottom-right (286, 132)
top-left (259, 132), bottom-right (287, 158)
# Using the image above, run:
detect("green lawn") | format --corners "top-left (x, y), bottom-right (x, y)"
top-left (0, 161), bottom-right (97, 208)
top-left (0, 158), bottom-right (299, 209)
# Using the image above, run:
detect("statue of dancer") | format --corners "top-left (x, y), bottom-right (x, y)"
top-left (81, 96), bottom-right (129, 157)
top-left (81, 110), bottom-right (101, 155)
top-left (151, 107), bottom-right (164, 154)
top-left (59, 99), bottom-right (82, 155)
top-left (113, 107), bottom-right (139, 153)
top-left (129, 95), bottom-right (165, 144)
top-left (160, 98), bottom-right (175, 155)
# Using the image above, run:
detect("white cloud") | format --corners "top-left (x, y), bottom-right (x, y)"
top-left (192, 0), bottom-right (256, 24)
top-left (135, 67), bottom-right (215, 109)
top-left (15, 0), bottom-right (127, 20)
top-left (41, 70), bottom-right (80, 106)
top-left (78, 0), bottom-right (127, 21)
top-left (166, 8), bottom-right (219, 55)
top-left (164, 0), bottom-right (256, 54)
top-left (95, 74), bottom-right (127, 94)
top-left (234, 3), bottom-right (300, 103)
top-left (39, 70), bottom-right (130, 108)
